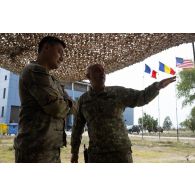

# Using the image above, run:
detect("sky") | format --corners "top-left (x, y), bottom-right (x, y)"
top-left (105, 43), bottom-right (195, 128)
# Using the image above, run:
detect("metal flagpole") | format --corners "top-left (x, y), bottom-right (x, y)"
top-left (141, 107), bottom-right (144, 140)
top-left (158, 94), bottom-right (161, 140)
top-left (175, 57), bottom-right (180, 141)
top-left (192, 42), bottom-right (195, 64)
top-left (175, 78), bottom-right (179, 141)
top-left (141, 74), bottom-right (144, 140)
top-left (157, 73), bottom-right (161, 140)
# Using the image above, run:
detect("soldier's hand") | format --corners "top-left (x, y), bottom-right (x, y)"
top-left (66, 100), bottom-right (77, 115)
top-left (67, 98), bottom-right (73, 108)
top-left (157, 76), bottom-right (176, 90)
top-left (70, 102), bottom-right (78, 115)
top-left (71, 153), bottom-right (78, 163)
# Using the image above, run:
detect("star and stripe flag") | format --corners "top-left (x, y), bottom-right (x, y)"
top-left (176, 57), bottom-right (194, 69)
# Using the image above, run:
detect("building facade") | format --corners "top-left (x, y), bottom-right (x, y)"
top-left (0, 68), bottom-right (20, 124)
top-left (0, 68), bottom-right (134, 127)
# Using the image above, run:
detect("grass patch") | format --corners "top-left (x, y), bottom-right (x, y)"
top-left (139, 130), bottom-right (195, 138)
top-left (1, 135), bottom-right (195, 163)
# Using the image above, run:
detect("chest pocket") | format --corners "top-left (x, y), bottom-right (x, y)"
top-left (81, 95), bottom-right (121, 121)
top-left (98, 97), bottom-right (119, 116)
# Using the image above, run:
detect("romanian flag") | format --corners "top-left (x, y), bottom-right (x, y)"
top-left (159, 62), bottom-right (175, 75)
top-left (144, 64), bottom-right (157, 79)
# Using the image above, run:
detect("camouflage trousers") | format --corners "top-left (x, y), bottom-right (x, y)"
top-left (15, 148), bottom-right (61, 163)
top-left (88, 149), bottom-right (133, 163)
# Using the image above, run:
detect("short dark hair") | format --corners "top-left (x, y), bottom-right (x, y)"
top-left (38, 36), bottom-right (66, 53)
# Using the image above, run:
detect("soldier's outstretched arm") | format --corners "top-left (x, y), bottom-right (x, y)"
top-left (71, 98), bottom-right (86, 163)
top-left (155, 76), bottom-right (176, 90)
top-left (118, 76), bottom-right (176, 108)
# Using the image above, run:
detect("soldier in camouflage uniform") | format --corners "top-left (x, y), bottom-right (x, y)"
top-left (14, 36), bottom-right (75, 163)
top-left (71, 64), bottom-right (176, 163)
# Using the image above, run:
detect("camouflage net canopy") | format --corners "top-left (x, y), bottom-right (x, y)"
top-left (0, 33), bottom-right (195, 82)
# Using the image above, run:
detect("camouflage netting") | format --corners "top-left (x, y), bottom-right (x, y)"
top-left (0, 33), bottom-right (195, 82)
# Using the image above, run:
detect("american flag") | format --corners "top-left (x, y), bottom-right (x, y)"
top-left (176, 57), bottom-right (194, 69)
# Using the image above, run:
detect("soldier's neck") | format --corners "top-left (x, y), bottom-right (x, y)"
top-left (36, 57), bottom-right (51, 71)
top-left (92, 85), bottom-right (105, 93)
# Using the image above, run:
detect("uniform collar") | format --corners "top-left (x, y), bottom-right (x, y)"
top-left (30, 61), bottom-right (50, 74)
top-left (89, 86), bottom-right (106, 96)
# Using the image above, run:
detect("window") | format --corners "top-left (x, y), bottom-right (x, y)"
top-left (75, 97), bottom-right (79, 101)
top-left (10, 106), bottom-right (20, 123)
top-left (1, 107), bottom-right (4, 117)
top-left (64, 82), bottom-right (72, 90)
top-left (3, 88), bottom-right (6, 99)
top-left (74, 83), bottom-right (87, 92)
top-left (5, 75), bottom-right (7, 80)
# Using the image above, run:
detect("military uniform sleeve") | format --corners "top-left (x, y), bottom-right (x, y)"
top-left (119, 82), bottom-right (160, 108)
top-left (62, 89), bottom-right (77, 115)
top-left (21, 66), bottom-right (69, 119)
top-left (71, 97), bottom-right (86, 155)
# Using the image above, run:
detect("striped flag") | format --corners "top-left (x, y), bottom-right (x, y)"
top-left (159, 62), bottom-right (176, 75)
top-left (144, 64), bottom-right (157, 79)
top-left (176, 57), bottom-right (194, 69)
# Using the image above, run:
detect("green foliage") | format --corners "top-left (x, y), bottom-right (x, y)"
top-left (163, 116), bottom-right (172, 130)
top-left (138, 113), bottom-right (158, 131)
top-left (180, 119), bottom-right (191, 129)
top-left (177, 69), bottom-right (195, 107)
top-left (190, 107), bottom-right (195, 132)
top-left (191, 107), bottom-right (195, 118)
top-left (180, 106), bottom-right (195, 132)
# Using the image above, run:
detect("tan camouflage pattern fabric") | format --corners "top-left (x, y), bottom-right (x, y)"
top-left (88, 150), bottom-right (133, 163)
top-left (14, 62), bottom-right (70, 162)
top-left (15, 148), bottom-right (61, 163)
top-left (71, 84), bottom-right (159, 157)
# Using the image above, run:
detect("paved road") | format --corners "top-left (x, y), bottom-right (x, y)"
top-left (65, 131), bottom-right (195, 142)
top-left (129, 134), bottom-right (195, 141)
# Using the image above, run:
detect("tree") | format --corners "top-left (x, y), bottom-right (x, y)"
top-left (180, 106), bottom-right (195, 132)
top-left (190, 107), bottom-right (195, 132)
top-left (163, 116), bottom-right (172, 130)
top-left (177, 68), bottom-right (195, 132)
top-left (177, 68), bottom-right (195, 107)
top-left (138, 113), bottom-right (158, 131)
top-left (180, 119), bottom-right (191, 130)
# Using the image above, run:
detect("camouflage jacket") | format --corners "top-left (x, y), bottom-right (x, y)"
top-left (71, 84), bottom-right (159, 154)
top-left (14, 62), bottom-right (70, 151)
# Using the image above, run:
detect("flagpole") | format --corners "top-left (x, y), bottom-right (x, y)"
top-left (174, 60), bottom-right (179, 141)
top-left (175, 77), bottom-right (179, 141)
top-left (157, 73), bottom-right (161, 140)
top-left (192, 42), bottom-right (195, 64)
top-left (141, 73), bottom-right (144, 140)
top-left (158, 93), bottom-right (161, 140)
